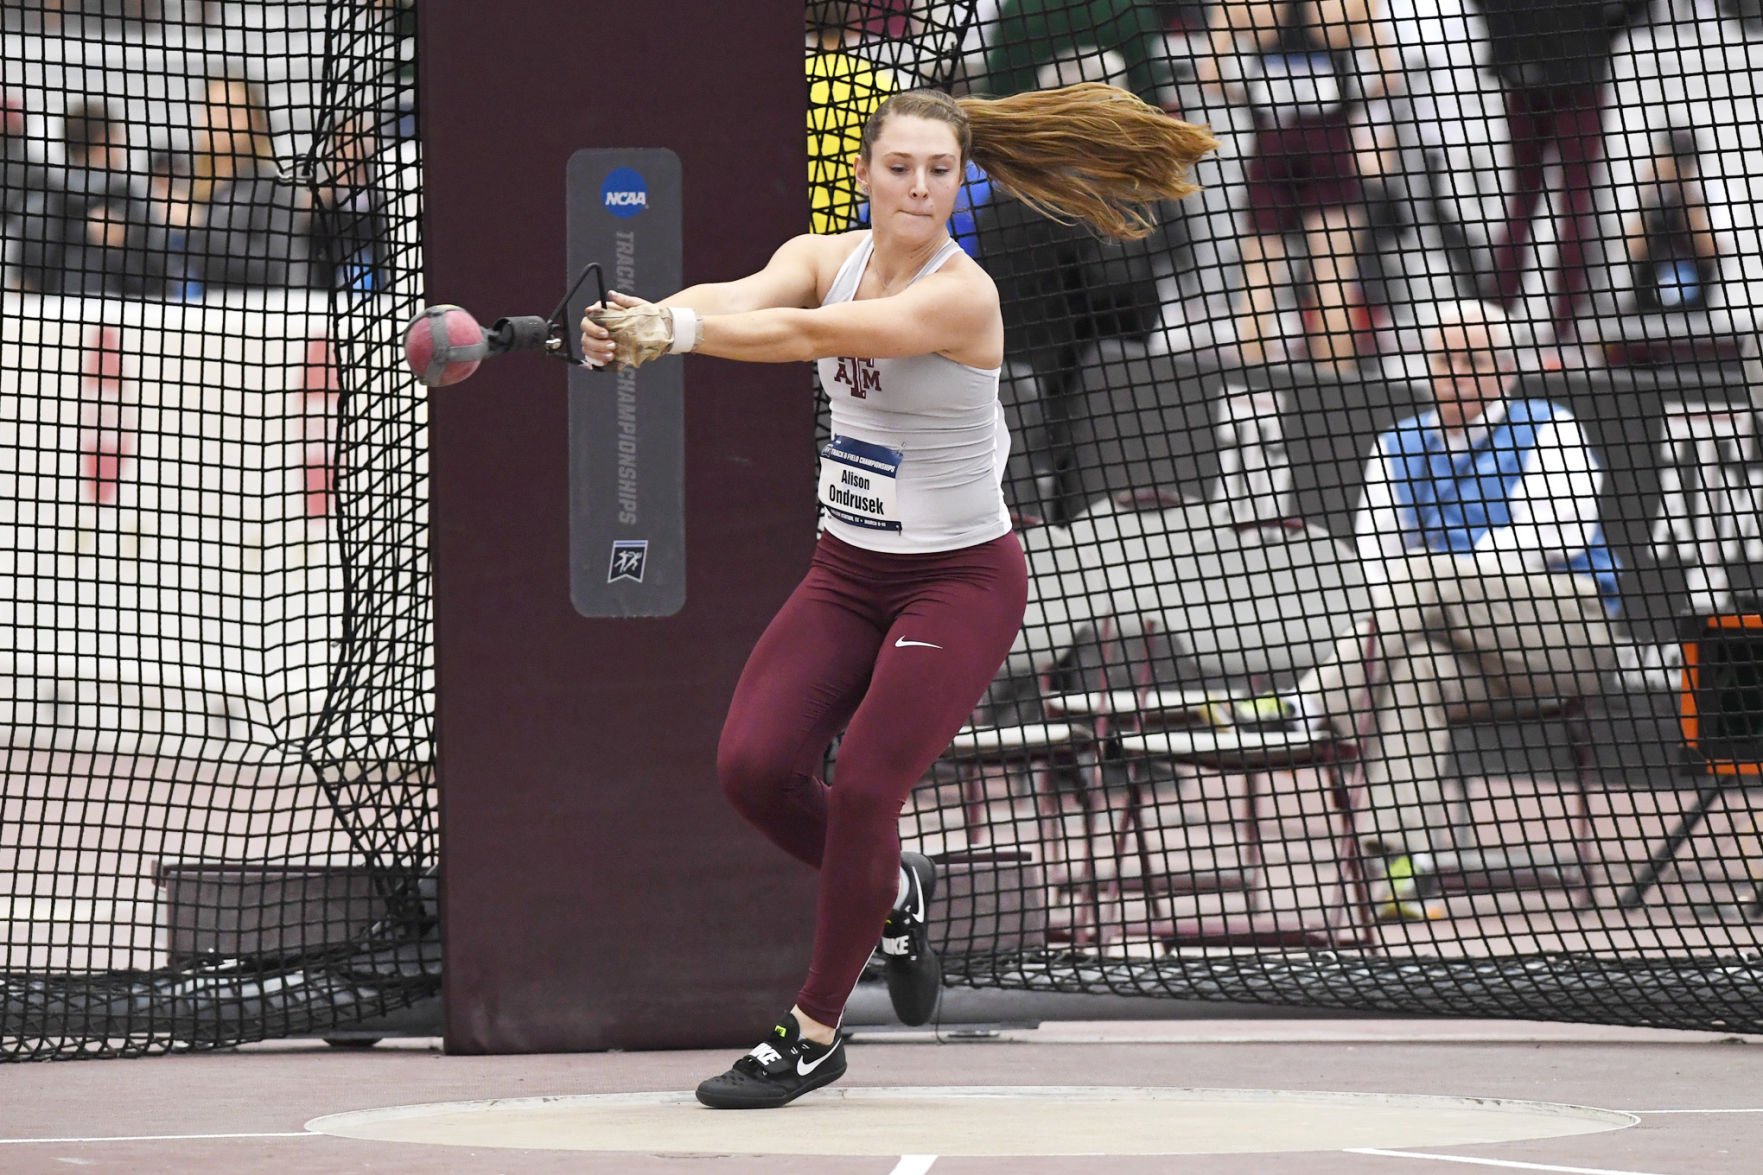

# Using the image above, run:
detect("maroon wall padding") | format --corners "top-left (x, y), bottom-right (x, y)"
top-left (422, 1), bottom-right (818, 1052)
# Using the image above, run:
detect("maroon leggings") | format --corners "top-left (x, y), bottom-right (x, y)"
top-left (1490, 84), bottom-right (1608, 336)
top-left (717, 529), bottom-right (1028, 1027)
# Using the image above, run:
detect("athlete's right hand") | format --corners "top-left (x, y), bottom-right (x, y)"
top-left (581, 291), bottom-right (672, 371)
top-left (578, 302), bottom-right (620, 369)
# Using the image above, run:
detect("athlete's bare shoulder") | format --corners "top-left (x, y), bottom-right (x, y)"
top-left (931, 244), bottom-right (997, 295)
top-left (912, 245), bottom-right (1002, 369)
top-left (917, 243), bottom-right (1001, 319)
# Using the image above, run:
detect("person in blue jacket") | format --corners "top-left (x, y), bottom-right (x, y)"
top-left (1258, 299), bottom-right (1621, 920)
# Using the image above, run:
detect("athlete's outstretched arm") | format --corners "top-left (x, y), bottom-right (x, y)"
top-left (694, 273), bottom-right (999, 364)
top-left (580, 262), bottom-right (998, 369)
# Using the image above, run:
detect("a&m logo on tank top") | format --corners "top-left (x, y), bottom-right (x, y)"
top-left (831, 356), bottom-right (880, 399)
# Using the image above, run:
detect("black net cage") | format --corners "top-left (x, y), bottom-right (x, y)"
top-left (1, 0), bottom-right (434, 1059)
top-left (4, 0), bottom-right (1763, 1059)
top-left (817, 0), bottom-right (1763, 1032)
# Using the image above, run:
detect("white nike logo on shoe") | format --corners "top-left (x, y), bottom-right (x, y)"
top-left (796, 1041), bottom-right (840, 1076)
top-left (895, 862), bottom-right (925, 924)
top-left (894, 637), bottom-right (942, 649)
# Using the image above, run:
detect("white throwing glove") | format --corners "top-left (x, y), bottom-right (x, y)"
top-left (582, 292), bottom-right (701, 372)
top-left (586, 303), bottom-right (674, 371)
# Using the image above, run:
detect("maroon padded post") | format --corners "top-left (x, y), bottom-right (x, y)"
top-left (422, 1), bottom-right (817, 1052)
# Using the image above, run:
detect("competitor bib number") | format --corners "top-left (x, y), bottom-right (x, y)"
top-left (819, 435), bottom-right (903, 533)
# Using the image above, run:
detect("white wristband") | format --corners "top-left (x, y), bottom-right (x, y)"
top-left (668, 306), bottom-right (700, 354)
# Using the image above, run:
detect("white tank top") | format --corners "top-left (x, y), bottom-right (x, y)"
top-left (815, 233), bottom-right (1013, 553)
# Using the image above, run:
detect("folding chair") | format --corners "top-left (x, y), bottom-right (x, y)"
top-left (919, 556), bottom-right (1124, 945)
top-left (941, 718), bottom-right (1102, 863)
top-left (1112, 707), bottom-right (1375, 948)
top-left (990, 508), bottom-right (1384, 949)
top-left (1044, 612), bottom-right (1385, 949)
top-left (1428, 696), bottom-right (1600, 904)
top-left (929, 713), bottom-right (1103, 948)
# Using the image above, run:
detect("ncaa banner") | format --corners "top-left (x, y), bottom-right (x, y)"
top-left (567, 149), bottom-right (685, 617)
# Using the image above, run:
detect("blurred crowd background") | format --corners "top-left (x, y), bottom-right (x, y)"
top-left (803, 0), bottom-right (1760, 379)
top-left (1, 0), bottom-right (416, 302)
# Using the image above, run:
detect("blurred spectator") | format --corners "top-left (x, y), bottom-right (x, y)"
top-left (8, 97), bottom-right (167, 297)
top-left (312, 114), bottom-right (389, 294)
top-left (375, 0), bottom-right (420, 137)
top-left (982, 0), bottom-right (1174, 103)
top-left (145, 148), bottom-right (200, 299)
top-left (1713, 0), bottom-right (1763, 27)
top-left (834, 0), bottom-right (913, 36)
top-left (146, 149), bottom-right (194, 227)
top-left (1245, 301), bottom-right (1621, 921)
top-left (56, 195), bottom-right (169, 297)
top-left (1, 92), bottom-right (46, 288)
top-left (802, 0), bottom-right (948, 86)
top-left (807, 1), bottom-right (900, 234)
top-left (1623, 126), bottom-right (1721, 314)
top-left (888, 1), bottom-right (983, 87)
top-left (52, 1), bottom-right (167, 20)
top-left (21, 0), bottom-right (187, 40)
top-left (183, 75), bottom-right (314, 291)
top-left (1, 92), bottom-right (45, 227)
top-left (1157, 0), bottom-right (1210, 27)
top-left (951, 0), bottom-right (1009, 92)
top-left (57, 97), bottom-right (138, 203)
top-left (1470, 0), bottom-right (1652, 342)
top-left (1195, 0), bottom-right (1403, 372)
top-left (9, 2), bottom-right (225, 42)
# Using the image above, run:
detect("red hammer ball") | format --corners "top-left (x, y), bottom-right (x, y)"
top-left (402, 304), bottom-right (489, 386)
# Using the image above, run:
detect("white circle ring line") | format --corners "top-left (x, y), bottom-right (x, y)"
top-left (304, 1086), bottom-right (1639, 1158)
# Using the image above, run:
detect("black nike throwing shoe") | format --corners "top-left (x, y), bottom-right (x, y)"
top-left (694, 1017), bottom-right (847, 1109)
top-left (879, 850), bottom-right (941, 1026)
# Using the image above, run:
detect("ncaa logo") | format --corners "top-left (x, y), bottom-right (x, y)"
top-left (602, 167), bottom-right (648, 218)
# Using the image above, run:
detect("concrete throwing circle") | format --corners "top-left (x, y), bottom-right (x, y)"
top-left (306, 1086), bottom-right (1636, 1156)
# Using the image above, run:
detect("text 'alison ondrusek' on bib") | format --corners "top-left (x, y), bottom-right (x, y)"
top-left (819, 435), bottom-right (903, 532)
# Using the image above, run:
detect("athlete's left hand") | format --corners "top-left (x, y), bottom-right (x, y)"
top-left (582, 291), bottom-right (672, 371)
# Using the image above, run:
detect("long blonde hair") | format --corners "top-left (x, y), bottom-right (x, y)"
top-left (860, 84), bottom-right (1218, 241)
top-left (191, 76), bottom-right (277, 206)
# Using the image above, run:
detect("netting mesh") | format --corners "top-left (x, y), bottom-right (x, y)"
top-left (1, 1), bottom-right (434, 1058)
top-left (818, 1), bottom-right (1763, 1031)
top-left (4, 0), bottom-right (1763, 1060)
